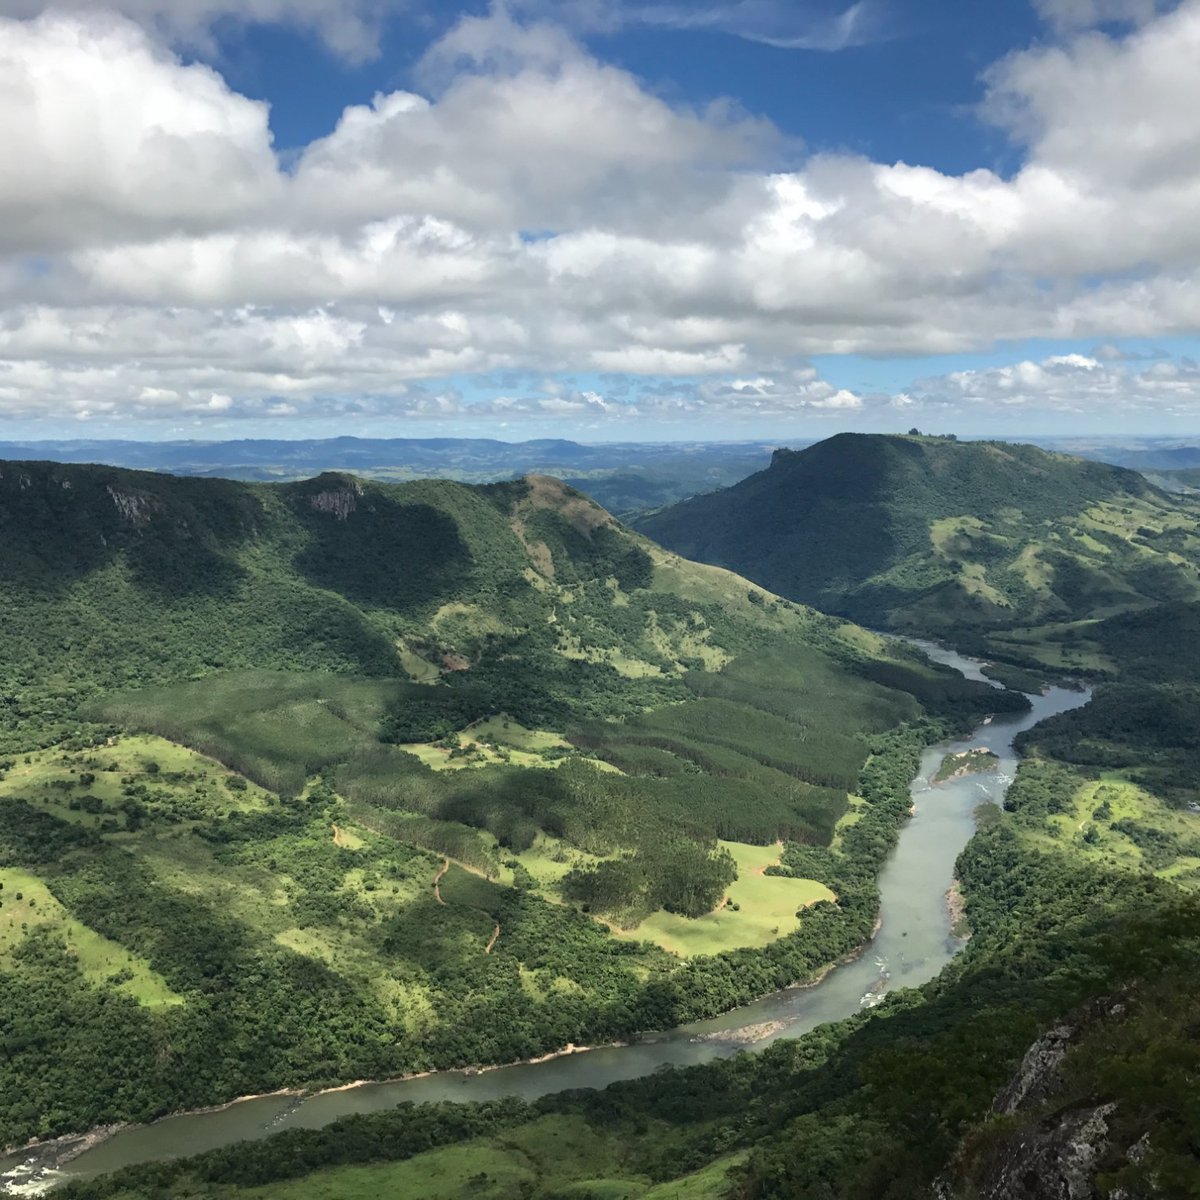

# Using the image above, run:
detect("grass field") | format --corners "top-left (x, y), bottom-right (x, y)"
top-left (511, 834), bottom-right (606, 887)
top-left (507, 836), bottom-right (835, 957)
top-left (0, 734), bottom-right (274, 824)
top-left (397, 641), bottom-right (441, 684)
top-left (984, 622), bottom-right (1118, 674)
top-left (226, 1114), bottom-right (715, 1200)
top-left (1024, 772), bottom-right (1200, 884)
top-left (0, 866), bottom-right (181, 1006)
top-left (399, 715), bottom-right (621, 774)
top-left (397, 721), bottom-right (563, 771)
top-left (615, 841), bottom-right (835, 958)
top-left (830, 792), bottom-right (867, 851)
top-left (642, 1156), bottom-right (748, 1199)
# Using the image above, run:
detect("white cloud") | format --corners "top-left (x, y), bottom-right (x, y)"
top-left (697, 371), bottom-right (864, 411)
top-left (2, 3), bottom-right (1200, 429)
top-left (912, 352), bottom-right (1200, 419)
top-left (0, 12), bottom-right (280, 253)
top-left (509, 0), bottom-right (887, 51)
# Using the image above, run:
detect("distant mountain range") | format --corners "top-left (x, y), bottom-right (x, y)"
top-left (0, 437), bottom-right (781, 519)
top-left (8, 433), bottom-right (1200, 518)
top-left (1040, 436), bottom-right (1200, 472)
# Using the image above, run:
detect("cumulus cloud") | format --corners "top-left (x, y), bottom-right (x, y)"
top-left (911, 353), bottom-right (1200, 420)
top-left (3, 2), bottom-right (1200, 429)
top-left (0, 12), bottom-right (280, 253)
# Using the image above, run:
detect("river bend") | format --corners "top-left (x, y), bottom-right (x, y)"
top-left (0, 644), bottom-right (1089, 1193)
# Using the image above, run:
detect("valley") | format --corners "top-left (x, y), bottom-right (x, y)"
top-left (0, 433), bottom-right (1196, 1200)
top-left (2, 647), bottom-right (1088, 1192)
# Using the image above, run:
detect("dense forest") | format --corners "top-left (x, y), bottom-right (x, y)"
top-left (0, 457), bottom-right (1018, 1158)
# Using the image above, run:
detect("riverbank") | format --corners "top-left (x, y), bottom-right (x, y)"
top-left (1, 913), bottom-right (895, 1195)
top-left (2, 650), bottom-right (1090, 1195)
top-left (0, 1038), bottom-right (636, 1193)
top-left (946, 880), bottom-right (970, 939)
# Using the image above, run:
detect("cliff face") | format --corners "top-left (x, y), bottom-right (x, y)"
top-left (973, 1100), bottom-right (1120, 1200)
top-left (939, 1003), bottom-right (1162, 1200)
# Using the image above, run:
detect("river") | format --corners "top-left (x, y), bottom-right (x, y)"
top-left (0, 643), bottom-right (1089, 1194)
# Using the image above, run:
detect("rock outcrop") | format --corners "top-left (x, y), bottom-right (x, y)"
top-left (974, 1102), bottom-right (1118, 1200)
top-left (937, 1003), bottom-right (1157, 1200)
top-left (991, 1023), bottom-right (1078, 1116)
top-left (308, 482), bottom-right (362, 520)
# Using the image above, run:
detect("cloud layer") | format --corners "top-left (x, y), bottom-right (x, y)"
top-left (2, 2), bottom-right (1200, 430)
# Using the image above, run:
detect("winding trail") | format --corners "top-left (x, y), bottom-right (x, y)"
top-left (432, 858), bottom-right (449, 905)
top-left (432, 858), bottom-right (500, 953)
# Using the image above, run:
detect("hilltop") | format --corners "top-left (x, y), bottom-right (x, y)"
top-left (636, 433), bottom-right (1200, 641)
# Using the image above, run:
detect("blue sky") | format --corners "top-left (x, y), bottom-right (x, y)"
top-left (224, 1), bottom-right (1036, 171)
top-left (1, 0), bottom-right (1200, 440)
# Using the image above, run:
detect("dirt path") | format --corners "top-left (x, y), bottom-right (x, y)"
top-left (430, 858), bottom-right (500, 954)
top-left (331, 823), bottom-right (351, 848)
top-left (753, 840), bottom-right (786, 876)
top-left (433, 858), bottom-right (450, 905)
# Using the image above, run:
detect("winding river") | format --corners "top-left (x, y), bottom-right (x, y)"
top-left (0, 643), bottom-right (1089, 1194)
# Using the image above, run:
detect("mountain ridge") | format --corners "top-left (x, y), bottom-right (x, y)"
top-left (636, 432), bottom-right (1200, 641)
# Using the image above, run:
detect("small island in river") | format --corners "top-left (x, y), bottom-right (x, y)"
top-left (932, 748), bottom-right (1000, 784)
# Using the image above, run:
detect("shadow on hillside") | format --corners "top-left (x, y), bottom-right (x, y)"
top-left (291, 493), bottom-right (474, 613)
top-left (0, 464), bottom-right (258, 598)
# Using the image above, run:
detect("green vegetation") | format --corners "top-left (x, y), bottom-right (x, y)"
top-left (619, 842), bottom-right (836, 958)
top-left (637, 433), bottom-right (1200, 647)
top-left (978, 660), bottom-right (1050, 693)
top-left (69, 694), bottom-right (1200, 1200)
top-left (12, 440), bottom-right (1199, 1200)
top-left (0, 700), bottom-right (966, 1151)
top-left (561, 839), bottom-right (737, 925)
top-left (932, 748), bottom-right (999, 784)
top-left (0, 458), bottom-right (1026, 1154)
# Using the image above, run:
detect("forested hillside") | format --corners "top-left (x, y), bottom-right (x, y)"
top-left (56, 698), bottom-right (1200, 1199)
top-left (636, 433), bottom-right (1200, 641)
top-left (63, 620), bottom-right (1200, 1200)
top-left (0, 460), bottom-right (1014, 1154)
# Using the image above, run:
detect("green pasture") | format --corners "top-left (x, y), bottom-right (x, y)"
top-left (0, 867), bottom-right (180, 1007)
top-left (1027, 773), bottom-right (1200, 884)
top-left (228, 1114), bottom-right (684, 1200)
top-left (617, 841), bottom-right (834, 958)
top-left (0, 733), bottom-right (272, 832)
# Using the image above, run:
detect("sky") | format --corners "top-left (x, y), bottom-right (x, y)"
top-left (3, 0), bottom-right (1200, 441)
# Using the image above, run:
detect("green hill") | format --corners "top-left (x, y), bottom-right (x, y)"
top-left (636, 433), bottom-right (1200, 640)
top-left (0, 459), bottom-right (1016, 1150)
